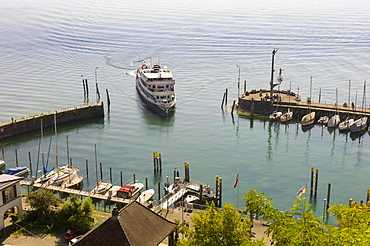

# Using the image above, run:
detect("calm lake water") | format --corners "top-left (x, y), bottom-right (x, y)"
top-left (1, 0), bottom-right (370, 221)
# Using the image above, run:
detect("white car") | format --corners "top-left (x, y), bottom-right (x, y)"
top-left (69, 235), bottom-right (82, 245)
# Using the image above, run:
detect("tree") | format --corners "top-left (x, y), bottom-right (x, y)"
top-left (328, 203), bottom-right (370, 245)
top-left (266, 196), bottom-right (330, 246)
top-left (25, 189), bottom-right (62, 223)
top-left (242, 189), bottom-right (273, 222)
top-left (177, 202), bottom-right (264, 246)
top-left (57, 195), bottom-right (94, 232)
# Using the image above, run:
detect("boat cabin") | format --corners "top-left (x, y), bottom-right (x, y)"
top-left (116, 185), bottom-right (136, 199)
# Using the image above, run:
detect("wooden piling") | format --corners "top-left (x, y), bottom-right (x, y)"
top-left (199, 184), bottom-right (203, 203)
top-left (133, 174), bottom-right (136, 183)
top-left (310, 167), bottom-right (314, 198)
top-left (184, 161), bottom-right (190, 182)
top-left (106, 89), bottom-right (111, 111)
top-left (110, 167), bottom-right (112, 184)
top-left (100, 162), bottom-right (103, 181)
top-left (367, 188), bottom-right (370, 203)
top-left (225, 88), bottom-right (228, 106)
top-left (70, 158), bottom-right (73, 168)
top-left (1, 148), bottom-right (4, 160)
top-left (66, 134), bottom-right (70, 167)
top-left (120, 171), bottom-right (123, 187)
top-left (85, 159), bottom-right (89, 178)
top-left (314, 169), bottom-right (319, 199)
top-left (85, 79), bottom-right (89, 98)
top-left (244, 80), bottom-right (246, 93)
top-left (158, 182), bottom-right (161, 201)
top-left (82, 76), bottom-right (86, 97)
top-left (15, 149), bottom-right (18, 167)
top-left (326, 183), bottom-right (331, 210)
top-left (145, 177), bottom-right (148, 190)
top-left (221, 92), bottom-right (226, 109)
top-left (231, 100), bottom-right (236, 114)
top-left (28, 151), bottom-right (32, 176)
top-left (173, 166), bottom-right (177, 184)
top-left (159, 153), bottom-right (162, 171)
top-left (215, 176), bottom-right (219, 206)
top-left (219, 177), bottom-right (223, 207)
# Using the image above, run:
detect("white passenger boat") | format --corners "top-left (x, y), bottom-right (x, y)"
top-left (135, 62), bottom-right (176, 114)
top-left (301, 112), bottom-right (315, 126)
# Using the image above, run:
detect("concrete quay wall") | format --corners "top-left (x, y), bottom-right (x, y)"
top-left (0, 103), bottom-right (104, 139)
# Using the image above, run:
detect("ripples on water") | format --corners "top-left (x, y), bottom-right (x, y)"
top-left (1, 0), bottom-right (370, 219)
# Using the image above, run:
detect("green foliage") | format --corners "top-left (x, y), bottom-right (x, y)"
top-left (25, 189), bottom-right (62, 224)
top-left (177, 202), bottom-right (264, 246)
top-left (242, 189), bottom-right (273, 221)
top-left (266, 196), bottom-right (330, 246)
top-left (57, 195), bottom-right (94, 232)
top-left (328, 203), bottom-right (370, 245)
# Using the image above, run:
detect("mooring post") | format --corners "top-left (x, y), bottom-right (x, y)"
top-left (70, 158), bottom-right (73, 168)
top-left (221, 92), bottom-right (226, 109)
top-left (1, 148), bottom-right (4, 160)
top-left (153, 152), bottom-right (158, 172)
top-left (106, 89), bottom-right (111, 112)
top-left (326, 183), bottom-right (331, 210)
top-left (82, 75), bottom-right (86, 97)
top-left (110, 167), bottom-right (112, 184)
top-left (244, 80), bottom-right (246, 93)
top-left (199, 184), bottom-right (203, 203)
top-left (310, 167), bottom-right (314, 198)
top-left (367, 189), bottom-right (370, 203)
top-left (145, 177), bottom-right (148, 190)
top-left (158, 181), bottom-right (161, 201)
top-left (120, 171), bottom-right (123, 187)
top-left (225, 88), bottom-right (228, 106)
top-left (323, 199), bottom-right (327, 217)
top-left (219, 177), bottom-right (223, 207)
top-left (159, 153), bottom-right (162, 171)
top-left (314, 169), bottom-right (319, 199)
top-left (133, 174), bottom-right (136, 183)
top-left (184, 161), bottom-right (190, 182)
top-left (231, 100), bottom-right (236, 114)
top-left (100, 162), bottom-right (103, 181)
top-left (215, 176), bottom-right (219, 206)
top-left (86, 158), bottom-right (89, 178)
top-left (15, 149), bottom-right (18, 167)
top-left (173, 166), bottom-right (177, 183)
top-left (28, 151), bottom-right (32, 176)
top-left (85, 79), bottom-right (89, 98)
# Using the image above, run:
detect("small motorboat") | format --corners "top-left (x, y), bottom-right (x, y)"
top-left (280, 111), bottom-right (293, 123)
top-left (269, 111), bottom-right (282, 121)
top-left (4, 166), bottom-right (29, 177)
top-left (339, 117), bottom-right (354, 131)
top-left (317, 116), bottom-right (329, 125)
top-left (136, 189), bottom-right (155, 204)
top-left (92, 181), bottom-right (112, 194)
top-left (328, 115), bottom-right (340, 128)
top-left (116, 182), bottom-right (144, 199)
top-left (301, 112), bottom-right (315, 126)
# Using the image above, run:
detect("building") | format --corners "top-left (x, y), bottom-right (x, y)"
top-left (74, 201), bottom-right (177, 246)
top-left (0, 174), bottom-right (24, 229)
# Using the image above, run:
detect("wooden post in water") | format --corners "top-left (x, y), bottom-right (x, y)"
top-left (215, 176), bottom-right (219, 207)
top-left (145, 177), bottom-right (148, 190)
top-left (15, 149), bottom-right (18, 167)
top-left (153, 152), bottom-right (159, 172)
top-left (367, 188), bottom-right (370, 203)
top-left (225, 88), bottom-right (228, 106)
top-left (184, 161), bottom-right (190, 182)
top-left (133, 174), bottom-right (136, 183)
top-left (173, 166), bottom-right (177, 184)
top-left (199, 184), bottom-right (203, 204)
top-left (94, 144), bottom-right (98, 183)
top-left (159, 153), bottom-right (162, 171)
top-left (326, 183), bottom-right (331, 210)
top-left (70, 158), bottom-right (73, 168)
top-left (100, 162), bottom-right (103, 181)
top-left (221, 92), bottom-right (226, 109)
top-left (120, 171), bottom-right (123, 187)
top-left (310, 167), bottom-right (314, 198)
top-left (244, 80), bottom-right (246, 94)
top-left (158, 181), bottom-right (161, 201)
top-left (85, 158), bottom-right (89, 180)
top-left (219, 177), bottom-right (223, 207)
top-left (66, 134), bottom-right (70, 167)
top-left (314, 169), bottom-right (319, 199)
top-left (1, 148), bottom-right (4, 160)
top-left (231, 100), bottom-right (236, 114)
top-left (318, 87), bottom-right (321, 103)
top-left (95, 67), bottom-right (100, 102)
top-left (110, 167), bottom-right (112, 184)
top-left (28, 151), bottom-right (32, 176)
top-left (106, 89), bottom-right (111, 112)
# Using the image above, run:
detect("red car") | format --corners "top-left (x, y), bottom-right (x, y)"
top-left (64, 228), bottom-right (81, 242)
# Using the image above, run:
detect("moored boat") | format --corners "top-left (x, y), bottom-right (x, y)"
top-left (136, 189), bottom-right (155, 204)
top-left (135, 62), bottom-right (176, 114)
top-left (4, 166), bottom-right (29, 177)
top-left (317, 116), bottom-right (329, 125)
top-left (269, 111), bottom-right (282, 121)
top-left (92, 181), bottom-right (112, 194)
top-left (280, 111), bottom-right (293, 122)
top-left (116, 182), bottom-right (144, 199)
top-left (338, 117), bottom-right (354, 131)
top-left (350, 117), bottom-right (368, 133)
top-left (328, 115), bottom-right (340, 128)
top-left (0, 160), bottom-right (5, 171)
top-left (301, 112), bottom-right (315, 126)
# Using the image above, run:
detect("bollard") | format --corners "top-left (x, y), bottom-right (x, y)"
top-left (314, 169), bottom-right (319, 199)
top-left (326, 183), bottom-right (331, 210)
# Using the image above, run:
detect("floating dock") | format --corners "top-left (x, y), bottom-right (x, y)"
top-left (237, 89), bottom-right (370, 120)
top-left (0, 102), bottom-right (104, 139)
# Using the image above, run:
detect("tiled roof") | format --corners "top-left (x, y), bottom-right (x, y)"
top-left (75, 201), bottom-right (177, 246)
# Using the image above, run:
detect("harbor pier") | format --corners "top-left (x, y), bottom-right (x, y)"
top-left (0, 103), bottom-right (104, 139)
top-left (237, 89), bottom-right (370, 121)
